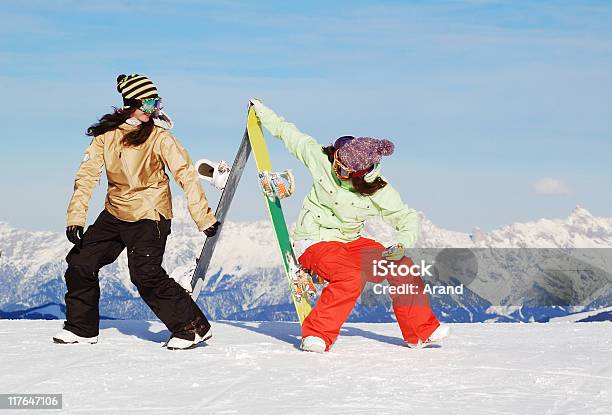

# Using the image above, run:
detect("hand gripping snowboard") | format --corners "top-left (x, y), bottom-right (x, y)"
top-left (246, 107), bottom-right (316, 324)
top-left (189, 129), bottom-right (251, 300)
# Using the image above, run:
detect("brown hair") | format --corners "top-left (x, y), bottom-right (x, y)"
top-left (86, 107), bottom-right (154, 147)
top-left (322, 146), bottom-right (387, 196)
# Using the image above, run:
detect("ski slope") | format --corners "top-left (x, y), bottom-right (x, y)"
top-left (0, 321), bottom-right (610, 414)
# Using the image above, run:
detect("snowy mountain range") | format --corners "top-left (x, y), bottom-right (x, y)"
top-left (1, 198), bottom-right (611, 322)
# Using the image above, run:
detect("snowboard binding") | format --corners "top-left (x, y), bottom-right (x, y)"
top-left (196, 159), bottom-right (231, 191)
top-left (259, 170), bottom-right (295, 201)
top-left (286, 253), bottom-right (317, 302)
top-left (290, 270), bottom-right (317, 302)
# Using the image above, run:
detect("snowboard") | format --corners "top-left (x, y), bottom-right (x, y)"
top-left (246, 107), bottom-right (314, 324)
top-left (190, 129), bottom-right (252, 300)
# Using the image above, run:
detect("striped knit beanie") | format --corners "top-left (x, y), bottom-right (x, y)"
top-left (116, 74), bottom-right (159, 106)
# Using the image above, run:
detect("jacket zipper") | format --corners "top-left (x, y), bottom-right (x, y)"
top-left (119, 149), bottom-right (159, 220)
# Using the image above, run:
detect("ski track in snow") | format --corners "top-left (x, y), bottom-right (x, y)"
top-left (0, 321), bottom-right (610, 414)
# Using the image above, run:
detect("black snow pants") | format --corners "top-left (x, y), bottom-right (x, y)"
top-left (63, 209), bottom-right (209, 340)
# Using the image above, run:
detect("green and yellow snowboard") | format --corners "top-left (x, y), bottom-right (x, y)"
top-left (246, 107), bottom-right (315, 324)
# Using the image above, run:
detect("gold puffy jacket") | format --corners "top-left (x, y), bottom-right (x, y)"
top-left (66, 123), bottom-right (216, 231)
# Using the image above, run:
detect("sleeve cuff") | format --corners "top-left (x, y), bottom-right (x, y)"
top-left (66, 219), bottom-right (85, 228)
top-left (197, 213), bottom-right (218, 232)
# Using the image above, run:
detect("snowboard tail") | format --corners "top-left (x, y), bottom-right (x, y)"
top-left (246, 108), bottom-right (314, 324)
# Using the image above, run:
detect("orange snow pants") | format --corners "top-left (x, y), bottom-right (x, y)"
top-left (298, 237), bottom-right (440, 349)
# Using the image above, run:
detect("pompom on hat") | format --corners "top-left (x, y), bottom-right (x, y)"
top-left (334, 136), bottom-right (395, 172)
top-left (116, 74), bottom-right (159, 106)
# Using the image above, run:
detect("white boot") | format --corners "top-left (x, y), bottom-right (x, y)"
top-left (300, 336), bottom-right (326, 353)
top-left (52, 329), bottom-right (98, 344)
top-left (406, 325), bottom-right (451, 349)
top-left (166, 329), bottom-right (212, 350)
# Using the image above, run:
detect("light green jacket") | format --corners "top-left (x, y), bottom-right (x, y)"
top-left (253, 102), bottom-right (419, 248)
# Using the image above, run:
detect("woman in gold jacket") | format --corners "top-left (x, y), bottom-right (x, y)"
top-left (54, 74), bottom-right (218, 350)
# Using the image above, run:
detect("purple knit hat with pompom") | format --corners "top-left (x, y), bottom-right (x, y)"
top-left (334, 136), bottom-right (395, 172)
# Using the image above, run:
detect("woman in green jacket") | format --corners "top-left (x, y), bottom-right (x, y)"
top-left (251, 99), bottom-right (449, 352)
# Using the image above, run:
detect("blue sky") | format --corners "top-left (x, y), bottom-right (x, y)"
top-left (1, 0), bottom-right (611, 232)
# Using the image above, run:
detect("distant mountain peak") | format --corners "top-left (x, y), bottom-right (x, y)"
top-left (570, 205), bottom-right (593, 219)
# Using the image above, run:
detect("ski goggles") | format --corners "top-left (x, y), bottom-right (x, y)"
top-left (139, 98), bottom-right (163, 114)
top-left (333, 149), bottom-right (371, 180)
top-left (333, 150), bottom-right (355, 179)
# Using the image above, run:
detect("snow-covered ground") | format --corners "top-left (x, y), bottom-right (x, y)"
top-left (0, 321), bottom-right (610, 414)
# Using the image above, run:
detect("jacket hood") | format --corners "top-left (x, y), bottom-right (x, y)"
top-left (120, 109), bottom-right (174, 130)
top-left (364, 163), bottom-right (382, 183)
top-left (153, 111), bottom-right (174, 129)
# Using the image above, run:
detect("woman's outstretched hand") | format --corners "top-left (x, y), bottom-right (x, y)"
top-left (248, 98), bottom-right (262, 110)
top-left (66, 225), bottom-right (84, 248)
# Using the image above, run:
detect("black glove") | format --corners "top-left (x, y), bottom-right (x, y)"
top-left (203, 221), bottom-right (220, 237)
top-left (66, 226), bottom-right (84, 248)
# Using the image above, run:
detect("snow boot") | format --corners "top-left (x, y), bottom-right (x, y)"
top-left (166, 317), bottom-right (212, 351)
top-left (52, 329), bottom-right (98, 344)
top-left (166, 329), bottom-right (212, 350)
top-left (405, 325), bottom-right (450, 349)
top-left (300, 336), bottom-right (326, 353)
top-left (166, 334), bottom-right (203, 350)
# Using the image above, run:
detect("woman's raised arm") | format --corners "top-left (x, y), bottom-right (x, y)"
top-left (250, 100), bottom-right (322, 168)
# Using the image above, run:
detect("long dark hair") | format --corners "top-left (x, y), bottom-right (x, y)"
top-left (86, 107), bottom-right (154, 146)
top-left (322, 146), bottom-right (387, 196)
